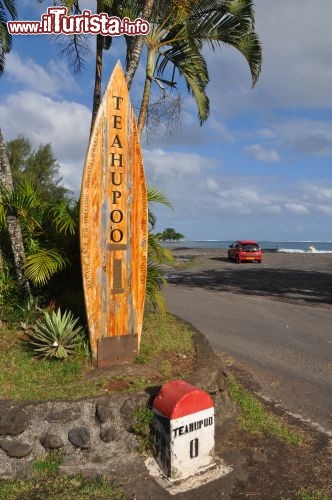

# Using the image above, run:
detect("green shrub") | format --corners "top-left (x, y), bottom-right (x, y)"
top-left (28, 308), bottom-right (84, 359)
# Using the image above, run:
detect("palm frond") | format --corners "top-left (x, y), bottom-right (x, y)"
top-left (23, 249), bottom-right (69, 286)
top-left (145, 261), bottom-right (167, 313)
top-left (49, 200), bottom-right (77, 236)
top-left (3, 1), bottom-right (17, 19)
top-left (156, 39), bottom-right (210, 124)
top-left (233, 31), bottom-right (262, 86)
top-left (0, 181), bottom-right (45, 233)
top-left (0, 196), bottom-right (6, 228)
top-left (147, 186), bottom-right (173, 209)
top-left (148, 232), bottom-right (174, 264)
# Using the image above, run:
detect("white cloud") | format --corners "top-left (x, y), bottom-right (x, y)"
top-left (284, 203), bottom-right (309, 215)
top-left (1, 91), bottom-right (90, 161)
top-left (1, 90), bottom-right (91, 193)
top-left (202, 0), bottom-right (332, 117)
top-left (206, 178), bottom-right (218, 192)
top-left (303, 185), bottom-right (332, 202)
top-left (145, 149), bottom-right (215, 183)
top-left (145, 149), bottom-right (289, 218)
top-left (6, 52), bottom-right (79, 97)
top-left (253, 0), bottom-right (332, 108)
top-left (276, 120), bottom-right (332, 156)
top-left (256, 128), bottom-right (276, 139)
top-left (244, 144), bottom-right (280, 163)
top-left (316, 205), bottom-right (332, 216)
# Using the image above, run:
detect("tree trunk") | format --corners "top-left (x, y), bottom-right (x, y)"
top-left (137, 48), bottom-right (155, 137)
top-left (0, 248), bottom-right (4, 274)
top-left (0, 129), bottom-right (31, 297)
top-left (89, 1), bottom-right (105, 137)
top-left (125, 0), bottom-right (155, 89)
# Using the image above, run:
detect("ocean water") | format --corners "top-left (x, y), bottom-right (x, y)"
top-left (162, 240), bottom-right (332, 253)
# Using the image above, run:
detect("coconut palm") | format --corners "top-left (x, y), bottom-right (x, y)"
top-left (0, 0), bottom-right (17, 75)
top-left (36, 0), bottom-right (154, 134)
top-left (89, 0), bottom-right (155, 133)
top-left (136, 0), bottom-right (262, 136)
top-left (0, 180), bottom-right (77, 287)
top-left (0, 129), bottom-right (30, 295)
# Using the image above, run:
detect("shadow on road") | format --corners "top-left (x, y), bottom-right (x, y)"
top-left (167, 267), bottom-right (332, 306)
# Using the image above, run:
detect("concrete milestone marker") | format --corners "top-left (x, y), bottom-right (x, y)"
top-left (152, 380), bottom-right (215, 481)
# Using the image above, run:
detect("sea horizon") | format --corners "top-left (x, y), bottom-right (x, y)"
top-left (162, 240), bottom-right (332, 253)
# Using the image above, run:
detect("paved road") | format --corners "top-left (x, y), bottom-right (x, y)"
top-left (164, 285), bottom-right (332, 434)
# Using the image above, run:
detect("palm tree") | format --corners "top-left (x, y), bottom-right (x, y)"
top-left (136, 0), bottom-right (262, 136)
top-left (125, 0), bottom-right (155, 89)
top-left (0, 179), bottom-right (77, 288)
top-left (37, 0), bottom-right (154, 134)
top-left (0, 129), bottom-right (30, 296)
top-left (0, 0), bottom-right (17, 75)
top-left (89, 0), bottom-right (155, 133)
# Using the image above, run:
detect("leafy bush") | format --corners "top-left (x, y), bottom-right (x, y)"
top-left (28, 308), bottom-right (84, 359)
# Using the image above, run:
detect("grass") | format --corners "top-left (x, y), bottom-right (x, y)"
top-left (131, 407), bottom-right (155, 455)
top-left (227, 374), bottom-right (303, 445)
top-left (0, 311), bottom-right (194, 400)
top-left (135, 311), bottom-right (194, 364)
top-left (0, 452), bottom-right (125, 499)
top-left (0, 329), bottom-right (106, 400)
top-left (295, 490), bottom-right (331, 500)
top-left (282, 489), bottom-right (332, 500)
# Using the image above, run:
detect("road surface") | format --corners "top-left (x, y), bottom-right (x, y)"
top-left (164, 284), bottom-right (332, 434)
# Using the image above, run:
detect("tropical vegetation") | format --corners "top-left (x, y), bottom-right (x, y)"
top-left (35, 0), bottom-right (262, 135)
top-left (159, 227), bottom-right (185, 241)
top-left (1, 0), bottom-right (262, 360)
top-left (0, 0), bottom-right (17, 75)
top-left (28, 308), bottom-right (84, 359)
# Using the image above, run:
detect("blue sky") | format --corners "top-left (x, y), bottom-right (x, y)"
top-left (1, 0), bottom-right (332, 242)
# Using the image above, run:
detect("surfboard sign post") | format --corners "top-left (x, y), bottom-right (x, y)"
top-left (80, 61), bottom-right (148, 366)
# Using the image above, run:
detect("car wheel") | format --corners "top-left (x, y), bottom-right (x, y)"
top-left (257, 260), bottom-right (262, 263)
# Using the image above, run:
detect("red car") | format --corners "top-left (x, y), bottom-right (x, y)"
top-left (228, 240), bottom-right (262, 263)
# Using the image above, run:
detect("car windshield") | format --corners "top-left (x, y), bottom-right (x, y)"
top-left (241, 244), bottom-right (259, 252)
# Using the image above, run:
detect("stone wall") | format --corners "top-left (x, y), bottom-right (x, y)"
top-left (0, 329), bottom-right (235, 480)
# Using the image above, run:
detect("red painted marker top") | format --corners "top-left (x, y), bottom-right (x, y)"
top-left (153, 380), bottom-right (213, 419)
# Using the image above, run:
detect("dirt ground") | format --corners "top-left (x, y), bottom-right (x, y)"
top-left (219, 355), bottom-right (332, 499)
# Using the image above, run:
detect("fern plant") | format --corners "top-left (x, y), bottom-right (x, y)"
top-left (28, 309), bottom-right (84, 359)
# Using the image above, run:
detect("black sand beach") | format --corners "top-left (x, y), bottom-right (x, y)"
top-left (165, 248), bottom-right (332, 308)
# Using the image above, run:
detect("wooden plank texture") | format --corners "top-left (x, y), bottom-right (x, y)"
top-left (80, 61), bottom-right (148, 364)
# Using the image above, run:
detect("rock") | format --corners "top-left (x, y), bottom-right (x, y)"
top-left (0, 407), bottom-right (29, 436)
top-left (0, 458), bottom-right (13, 479)
top-left (100, 425), bottom-right (116, 442)
top-left (40, 432), bottom-right (64, 450)
top-left (96, 397), bottom-right (114, 423)
top-left (120, 393), bottom-right (149, 429)
top-left (250, 447), bottom-right (268, 464)
top-left (68, 427), bottom-right (91, 449)
top-left (46, 408), bottom-right (81, 423)
top-left (0, 440), bottom-right (33, 458)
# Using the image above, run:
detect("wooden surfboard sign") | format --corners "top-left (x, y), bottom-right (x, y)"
top-left (80, 61), bottom-right (148, 366)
